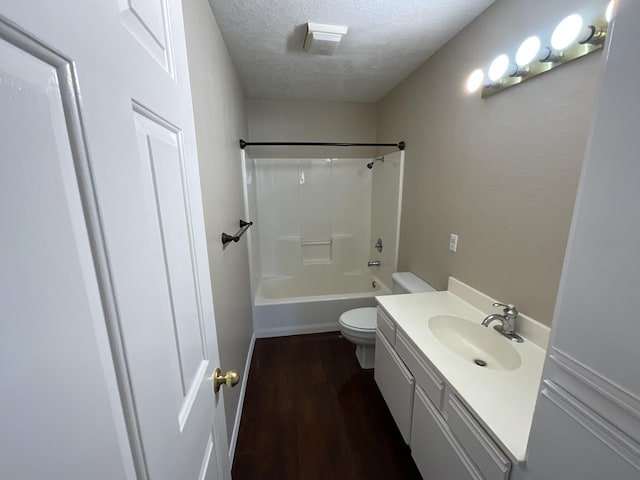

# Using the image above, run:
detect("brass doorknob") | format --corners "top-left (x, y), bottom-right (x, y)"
top-left (213, 368), bottom-right (239, 393)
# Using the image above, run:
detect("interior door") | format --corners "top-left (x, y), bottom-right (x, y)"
top-left (0, 1), bottom-right (230, 479)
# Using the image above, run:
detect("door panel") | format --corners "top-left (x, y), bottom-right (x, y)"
top-left (199, 434), bottom-right (219, 480)
top-left (118, 0), bottom-right (175, 76)
top-left (0, 28), bottom-right (135, 480)
top-left (133, 105), bottom-right (208, 395)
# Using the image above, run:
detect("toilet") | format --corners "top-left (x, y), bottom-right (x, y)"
top-left (339, 272), bottom-right (436, 369)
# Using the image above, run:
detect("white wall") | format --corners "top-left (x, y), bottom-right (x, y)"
top-left (377, 0), bottom-right (605, 326)
top-left (181, 0), bottom-right (252, 448)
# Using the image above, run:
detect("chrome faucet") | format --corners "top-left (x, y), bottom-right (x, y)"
top-left (367, 260), bottom-right (381, 267)
top-left (482, 302), bottom-right (524, 343)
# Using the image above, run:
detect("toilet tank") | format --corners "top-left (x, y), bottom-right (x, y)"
top-left (391, 272), bottom-right (436, 294)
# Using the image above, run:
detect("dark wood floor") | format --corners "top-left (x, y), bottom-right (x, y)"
top-left (232, 332), bottom-right (422, 479)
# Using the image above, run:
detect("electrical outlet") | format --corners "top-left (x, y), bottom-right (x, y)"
top-left (449, 233), bottom-right (459, 253)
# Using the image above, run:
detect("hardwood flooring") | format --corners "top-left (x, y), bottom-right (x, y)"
top-left (232, 332), bottom-right (422, 479)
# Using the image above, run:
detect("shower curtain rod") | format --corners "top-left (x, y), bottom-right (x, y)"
top-left (239, 139), bottom-right (405, 151)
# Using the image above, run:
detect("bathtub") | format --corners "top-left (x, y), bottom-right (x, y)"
top-left (252, 271), bottom-right (390, 338)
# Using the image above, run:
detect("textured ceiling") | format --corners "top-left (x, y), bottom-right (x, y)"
top-left (207, 0), bottom-right (494, 102)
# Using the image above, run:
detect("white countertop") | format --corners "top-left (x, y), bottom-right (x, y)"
top-left (376, 282), bottom-right (548, 463)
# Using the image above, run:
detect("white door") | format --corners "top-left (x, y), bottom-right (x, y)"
top-left (0, 1), bottom-right (230, 479)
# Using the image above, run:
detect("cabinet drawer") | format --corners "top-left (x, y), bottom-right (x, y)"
top-left (374, 331), bottom-right (414, 444)
top-left (411, 386), bottom-right (482, 480)
top-left (376, 307), bottom-right (396, 345)
top-left (447, 394), bottom-right (511, 480)
top-left (395, 330), bottom-right (445, 410)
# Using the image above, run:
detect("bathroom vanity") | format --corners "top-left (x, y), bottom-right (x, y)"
top-left (374, 278), bottom-right (549, 480)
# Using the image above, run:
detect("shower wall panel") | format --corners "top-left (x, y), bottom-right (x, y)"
top-left (370, 151), bottom-right (404, 289)
top-left (242, 154), bottom-right (261, 288)
top-left (254, 158), bottom-right (372, 280)
top-left (332, 158), bottom-right (372, 273)
top-left (300, 159), bottom-right (332, 264)
top-left (255, 159), bottom-right (301, 277)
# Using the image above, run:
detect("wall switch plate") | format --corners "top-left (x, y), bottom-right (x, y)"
top-left (449, 233), bottom-right (458, 253)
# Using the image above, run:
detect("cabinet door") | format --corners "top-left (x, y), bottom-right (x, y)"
top-left (374, 331), bottom-right (414, 444)
top-left (396, 330), bottom-right (445, 410)
top-left (377, 307), bottom-right (396, 345)
top-left (411, 386), bottom-right (482, 480)
top-left (447, 394), bottom-right (511, 480)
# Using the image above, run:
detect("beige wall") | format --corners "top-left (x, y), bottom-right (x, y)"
top-left (182, 0), bottom-right (252, 446)
top-left (378, 0), bottom-right (606, 326)
top-left (247, 99), bottom-right (377, 157)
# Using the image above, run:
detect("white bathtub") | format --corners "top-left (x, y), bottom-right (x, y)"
top-left (252, 271), bottom-right (390, 338)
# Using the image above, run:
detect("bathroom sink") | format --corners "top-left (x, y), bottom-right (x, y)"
top-left (428, 315), bottom-right (522, 371)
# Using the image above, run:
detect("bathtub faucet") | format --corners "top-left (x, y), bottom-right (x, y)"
top-left (367, 260), bottom-right (381, 267)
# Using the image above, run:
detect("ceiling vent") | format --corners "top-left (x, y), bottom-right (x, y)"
top-left (303, 22), bottom-right (348, 56)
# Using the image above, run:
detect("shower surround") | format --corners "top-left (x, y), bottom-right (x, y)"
top-left (242, 152), bottom-right (404, 337)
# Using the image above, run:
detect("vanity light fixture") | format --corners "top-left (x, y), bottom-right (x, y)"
top-left (579, 23), bottom-right (608, 46)
top-left (478, 3), bottom-right (611, 99)
top-left (580, 2), bottom-right (614, 46)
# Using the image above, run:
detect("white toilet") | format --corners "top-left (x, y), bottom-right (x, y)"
top-left (339, 272), bottom-right (436, 368)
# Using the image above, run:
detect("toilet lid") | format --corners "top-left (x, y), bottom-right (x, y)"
top-left (340, 307), bottom-right (377, 331)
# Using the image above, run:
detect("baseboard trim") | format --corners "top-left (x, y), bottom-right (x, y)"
top-left (228, 333), bottom-right (256, 466)
top-left (255, 322), bottom-right (339, 339)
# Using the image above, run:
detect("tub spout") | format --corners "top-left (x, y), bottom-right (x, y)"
top-left (367, 260), bottom-right (381, 267)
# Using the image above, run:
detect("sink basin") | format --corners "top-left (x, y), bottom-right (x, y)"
top-left (428, 315), bottom-right (522, 371)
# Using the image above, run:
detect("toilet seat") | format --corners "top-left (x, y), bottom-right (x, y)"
top-left (339, 307), bottom-right (377, 332)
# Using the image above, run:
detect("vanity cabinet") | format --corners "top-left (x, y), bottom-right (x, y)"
top-left (395, 329), bottom-right (445, 410)
top-left (446, 394), bottom-right (511, 480)
top-left (374, 330), bottom-right (414, 444)
top-left (411, 386), bottom-right (481, 480)
top-left (376, 306), bottom-right (396, 345)
top-left (375, 307), bottom-right (512, 480)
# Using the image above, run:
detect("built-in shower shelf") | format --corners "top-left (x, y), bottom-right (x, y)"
top-left (301, 239), bottom-right (332, 264)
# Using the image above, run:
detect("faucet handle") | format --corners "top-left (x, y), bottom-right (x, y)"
top-left (493, 302), bottom-right (518, 317)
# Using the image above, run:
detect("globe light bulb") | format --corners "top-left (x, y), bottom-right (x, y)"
top-left (606, 1), bottom-right (615, 23)
top-left (515, 36), bottom-right (541, 67)
top-left (466, 69), bottom-right (484, 93)
top-left (488, 54), bottom-right (509, 82)
top-left (551, 14), bottom-right (583, 50)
